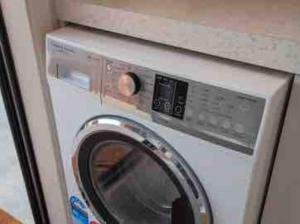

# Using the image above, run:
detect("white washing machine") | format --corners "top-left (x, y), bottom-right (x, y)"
top-left (46, 26), bottom-right (291, 224)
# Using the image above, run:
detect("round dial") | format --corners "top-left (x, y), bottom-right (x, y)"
top-left (118, 72), bottom-right (141, 97)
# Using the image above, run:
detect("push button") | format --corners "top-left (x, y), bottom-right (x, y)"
top-left (153, 99), bottom-right (161, 108)
top-left (164, 102), bottom-right (171, 112)
top-left (208, 116), bottom-right (218, 126)
top-left (234, 123), bottom-right (245, 133)
top-left (185, 110), bottom-right (193, 121)
top-left (175, 105), bottom-right (183, 114)
top-left (221, 120), bottom-right (231, 129)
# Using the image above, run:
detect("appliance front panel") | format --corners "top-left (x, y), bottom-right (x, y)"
top-left (46, 28), bottom-right (290, 224)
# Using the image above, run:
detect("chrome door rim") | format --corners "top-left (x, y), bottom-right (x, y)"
top-left (73, 115), bottom-right (213, 224)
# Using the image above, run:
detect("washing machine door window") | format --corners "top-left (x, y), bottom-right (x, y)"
top-left (73, 116), bottom-right (212, 224)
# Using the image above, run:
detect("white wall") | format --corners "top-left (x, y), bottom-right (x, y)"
top-left (1, 0), bottom-right (70, 223)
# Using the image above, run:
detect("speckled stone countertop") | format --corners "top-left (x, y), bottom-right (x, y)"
top-left (58, 0), bottom-right (300, 74)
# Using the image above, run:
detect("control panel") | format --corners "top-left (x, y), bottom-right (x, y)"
top-left (103, 58), bottom-right (265, 155)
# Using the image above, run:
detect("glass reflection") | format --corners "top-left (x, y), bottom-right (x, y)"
top-left (90, 140), bottom-right (180, 224)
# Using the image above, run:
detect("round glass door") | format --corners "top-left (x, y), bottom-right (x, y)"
top-left (91, 139), bottom-right (186, 223)
top-left (73, 116), bottom-right (212, 224)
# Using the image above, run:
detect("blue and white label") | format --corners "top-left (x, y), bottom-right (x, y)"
top-left (70, 195), bottom-right (89, 224)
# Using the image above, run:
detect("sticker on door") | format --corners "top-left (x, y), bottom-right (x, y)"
top-left (70, 195), bottom-right (89, 224)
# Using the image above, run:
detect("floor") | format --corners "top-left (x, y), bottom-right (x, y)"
top-left (0, 208), bottom-right (22, 224)
top-left (0, 94), bottom-right (34, 223)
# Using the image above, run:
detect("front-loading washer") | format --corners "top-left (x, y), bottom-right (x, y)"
top-left (46, 26), bottom-right (291, 224)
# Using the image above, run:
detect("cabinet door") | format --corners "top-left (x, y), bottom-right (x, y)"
top-left (0, 9), bottom-right (49, 224)
top-left (262, 76), bottom-right (300, 224)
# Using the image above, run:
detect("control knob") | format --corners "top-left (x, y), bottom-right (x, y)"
top-left (117, 72), bottom-right (141, 97)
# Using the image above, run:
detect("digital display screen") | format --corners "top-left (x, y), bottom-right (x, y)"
top-left (152, 75), bottom-right (188, 119)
